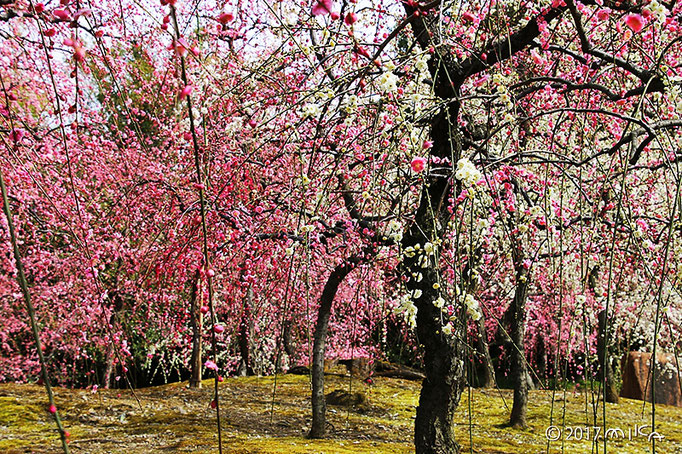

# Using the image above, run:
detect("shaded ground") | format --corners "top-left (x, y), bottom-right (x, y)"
top-left (1, 374), bottom-right (681, 453)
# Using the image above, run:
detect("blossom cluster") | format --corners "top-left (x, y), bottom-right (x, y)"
top-left (454, 158), bottom-right (482, 187)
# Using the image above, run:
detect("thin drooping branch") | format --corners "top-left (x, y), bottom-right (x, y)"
top-left (0, 166), bottom-right (70, 454)
top-left (170, 6), bottom-right (223, 453)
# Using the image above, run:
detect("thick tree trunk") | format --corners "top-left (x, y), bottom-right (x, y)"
top-left (597, 309), bottom-right (619, 403)
top-left (189, 270), bottom-right (203, 388)
top-left (413, 290), bottom-right (465, 454)
top-left (401, 103), bottom-right (464, 454)
top-left (509, 261), bottom-right (530, 429)
top-left (309, 256), bottom-right (360, 438)
top-left (475, 315), bottom-right (495, 388)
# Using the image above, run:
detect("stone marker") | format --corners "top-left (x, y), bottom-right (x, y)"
top-left (620, 351), bottom-right (682, 407)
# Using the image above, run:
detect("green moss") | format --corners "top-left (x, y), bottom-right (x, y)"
top-left (454, 388), bottom-right (682, 454)
top-left (0, 395), bottom-right (59, 449)
top-left (0, 377), bottom-right (680, 453)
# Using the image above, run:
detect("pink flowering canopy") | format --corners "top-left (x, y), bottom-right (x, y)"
top-left (1, 0), bottom-right (681, 450)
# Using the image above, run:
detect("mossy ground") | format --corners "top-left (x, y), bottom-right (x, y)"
top-left (0, 375), bottom-right (680, 453)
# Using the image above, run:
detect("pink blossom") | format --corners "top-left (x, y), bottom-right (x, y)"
top-left (462, 11), bottom-right (475, 22)
top-left (73, 46), bottom-right (85, 62)
top-left (9, 129), bottom-right (25, 142)
top-left (312, 0), bottom-right (333, 16)
top-left (217, 12), bottom-right (234, 24)
top-left (48, 404), bottom-right (57, 413)
top-left (344, 12), bottom-right (357, 25)
top-left (597, 9), bottom-right (610, 21)
top-left (213, 324), bottom-right (225, 333)
top-left (422, 140), bottom-right (433, 149)
top-left (204, 360), bottom-right (218, 371)
top-left (179, 85), bottom-right (193, 100)
top-left (411, 156), bottom-right (427, 173)
top-left (53, 9), bottom-right (71, 21)
top-left (73, 8), bottom-right (91, 19)
top-left (625, 14), bottom-right (644, 32)
top-left (530, 49), bottom-right (544, 65)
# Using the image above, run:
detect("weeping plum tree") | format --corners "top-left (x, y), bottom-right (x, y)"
top-left (3, 0), bottom-right (682, 453)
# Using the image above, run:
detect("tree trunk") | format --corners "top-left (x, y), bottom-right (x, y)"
top-left (103, 345), bottom-right (115, 389)
top-left (535, 335), bottom-right (547, 383)
top-left (401, 103), bottom-right (464, 454)
top-left (509, 261), bottom-right (530, 429)
top-left (589, 265), bottom-right (619, 403)
top-left (597, 309), bottom-right (619, 403)
top-left (309, 256), bottom-right (361, 438)
top-left (103, 291), bottom-right (125, 389)
top-left (474, 315), bottom-right (495, 388)
top-left (238, 287), bottom-right (255, 376)
top-left (282, 319), bottom-right (295, 358)
top-left (189, 270), bottom-right (203, 388)
top-left (413, 289), bottom-right (465, 454)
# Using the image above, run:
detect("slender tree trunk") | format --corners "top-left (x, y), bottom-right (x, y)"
top-left (103, 291), bottom-right (124, 389)
top-left (238, 287), bottom-right (255, 376)
top-left (597, 309), bottom-right (619, 403)
top-left (282, 319), bottom-right (295, 358)
top-left (189, 270), bottom-right (203, 388)
top-left (475, 315), bottom-right (495, 388)
top-left (103, 344), bottom-right (115, 389)
top-left (309, 256), bottom-right (361, 438)
top-left (588, 266), bottom-right (619, 403)
top-left (1, 155), bottom-right (70, 453)
top-left (509, 260), bottom-right (530, 429)
top-left (535, 335), bottom-right (547, 383)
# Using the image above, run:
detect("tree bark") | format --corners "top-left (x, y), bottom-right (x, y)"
top-left (588, 265), bottom-right (619, 403)
top-left (282, 319), bottom-right (295, 358)
top-left (412, 287), bottom-right (465, 454)
top-left (237, 287), bottom-right (255, 376)
top-left (402, 103), bottom-right (464, 454)
top-left (189, 270), bottom-right (203, 388)
top-left (509, 260), bottom-right (530, 429)
top-left (103, 345), bottom-right (115, 389)
top-left (401, 1), bottom-right (569, 450)
top-left (475, 315), bottom-right (495, 388)
top-left (309, 255), bottom-right (361, 438)
top-left (103, 291), bottom-right (124, 389)
top-left (597, 309), bottom-right (619, 403)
